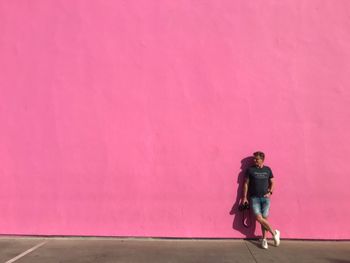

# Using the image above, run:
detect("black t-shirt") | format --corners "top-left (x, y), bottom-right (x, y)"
top-left (245, 165), bottom-right (274, 197)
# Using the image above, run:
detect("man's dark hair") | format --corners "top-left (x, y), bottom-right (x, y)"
top-left (253, 151), bottom-right (265, 160)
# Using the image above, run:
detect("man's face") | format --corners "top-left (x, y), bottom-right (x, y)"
top-left (254, 156), bottom-right (264, 167)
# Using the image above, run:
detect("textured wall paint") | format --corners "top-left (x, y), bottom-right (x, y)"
top-left (0, 1), bottom-right (349, 239)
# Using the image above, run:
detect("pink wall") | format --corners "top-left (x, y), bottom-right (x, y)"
top-left (0, 1), bottom-right (349, 239)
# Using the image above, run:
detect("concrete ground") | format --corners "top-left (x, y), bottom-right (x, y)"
top-left (0, 237), bottom-right (349, 263)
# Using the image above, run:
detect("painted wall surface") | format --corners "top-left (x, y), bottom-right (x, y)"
top-left (0, 1), bottom-right (349, 239)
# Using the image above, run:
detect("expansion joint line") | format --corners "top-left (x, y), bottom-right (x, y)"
top-left (244, 240), bottom-right (259, 263)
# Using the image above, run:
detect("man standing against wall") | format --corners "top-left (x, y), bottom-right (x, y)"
top-left (242, 151), bottom-right (280, 249)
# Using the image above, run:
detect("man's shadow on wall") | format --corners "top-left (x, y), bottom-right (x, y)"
top-left (229, 156), bottom-right (257, 239)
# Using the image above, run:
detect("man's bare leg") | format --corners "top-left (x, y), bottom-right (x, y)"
top-left (256, 215), bottom-right (274, 236)
top-left (260, 222), bottom-right (267, 239)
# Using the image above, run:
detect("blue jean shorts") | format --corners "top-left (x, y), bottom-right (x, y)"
top-left (251, 197), bottom-right (270, 218)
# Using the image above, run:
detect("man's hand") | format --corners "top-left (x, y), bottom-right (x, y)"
top-left (264, 192), bottom-right (271, 198)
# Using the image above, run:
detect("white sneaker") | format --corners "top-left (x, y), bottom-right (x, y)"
top-left (261, 238), bottom-right (268, 249)
top-left (273, 230), bottom-right (280, 246)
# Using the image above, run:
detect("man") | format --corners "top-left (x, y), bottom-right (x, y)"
top-left (242, 151), bottom-right (280, 249)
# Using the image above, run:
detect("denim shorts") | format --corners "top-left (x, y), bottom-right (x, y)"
top-left (250, 197), bottom-right (270, 218)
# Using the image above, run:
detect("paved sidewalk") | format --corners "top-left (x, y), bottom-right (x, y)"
top-left (0, 237), bottom-right (349, 263)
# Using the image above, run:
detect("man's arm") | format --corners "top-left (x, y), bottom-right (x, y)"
top-left (269, 178), bottom-right (274, 194)
top-left (264, 178), bottom-right (274, 197)
top-left (242, 178), bottom-right (249, 204)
